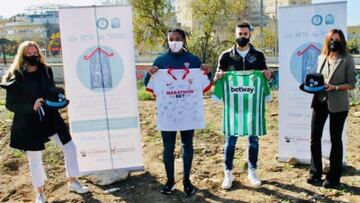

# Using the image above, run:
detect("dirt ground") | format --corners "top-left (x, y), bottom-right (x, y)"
top-left (0, 90), bottom-right (359, 203)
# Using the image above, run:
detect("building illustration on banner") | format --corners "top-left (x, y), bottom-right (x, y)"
top-left (297, 44), bottom-right (321, 82)
top-left (77, 45), bottom-right (124, 92)
top-left (290, 42), bottom-right (322, 83)
top-left (83, 47), bottom-right (113, 89)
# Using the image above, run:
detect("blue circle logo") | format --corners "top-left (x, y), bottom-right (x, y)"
top-left (290, 42), bottom-right (322, 83)
top-left (97, 18), bottom-right (109, 29)
top-left (311, 15), bottom-right (322, 26)
top-left (77, 46), bottom-right (124, 92)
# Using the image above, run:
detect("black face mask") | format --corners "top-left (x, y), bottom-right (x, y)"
top-left (328, 40), bottom-right (342, 52)
top-left (24, 55), bottom-right (40, 66)
top-left (236, 37), bottom-right (249, 47)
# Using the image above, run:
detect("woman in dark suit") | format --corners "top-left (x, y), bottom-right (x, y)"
top-left (1, 41), bottom-right (89, 203)
top-left (307, 29), bottom-right (357, 188)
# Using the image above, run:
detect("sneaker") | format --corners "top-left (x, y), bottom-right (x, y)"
top-left (183, 178), bottom-right (196, 196)
top-left (35, 192), bottom-right (46, 203)
top-left (160, 179), bottom-right (175, 195)
top-left (222, 169), bottom-right (235, 189)
top-left (68, 179), bottom-right (89, 194)
top-left (248, 169), bottom-right (261, 187)
top-left (323, 179), bottom-right (340, 189)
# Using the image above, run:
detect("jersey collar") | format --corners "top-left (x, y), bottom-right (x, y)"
top-left (167, 68), bottom-right (190, 80)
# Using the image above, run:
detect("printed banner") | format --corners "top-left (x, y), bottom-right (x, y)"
top-left (278, 2), bottom-right (347, 163)
top-left (59, 6), bottom-right (144, 173)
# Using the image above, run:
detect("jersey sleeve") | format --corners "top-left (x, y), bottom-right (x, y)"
top-left (261, 72), bottom-right (271, 102)
top-left (211, 77), bottom-right (224, 103)
top-left (201, 71), bottom-right (212, 93)
top-left (145, 74), bottom-right (156, 96)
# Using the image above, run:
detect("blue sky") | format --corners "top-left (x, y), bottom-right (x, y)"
top-left (0, 0), bottom-right (359, 26)
top-left (312, 0), bottom-right (359, 25)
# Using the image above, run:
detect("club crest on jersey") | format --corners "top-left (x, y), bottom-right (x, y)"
top-left (230, 86), bottom-right (255, 94)
top-left (228, 75), bottom-right (233, 81)
top-left (187, 78), bottom-right (193, 85)
top-left (184, 62), bottom-right (190, 68)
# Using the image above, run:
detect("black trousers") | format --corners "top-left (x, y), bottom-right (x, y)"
top-left (309, 102), bottom-right (348, 183)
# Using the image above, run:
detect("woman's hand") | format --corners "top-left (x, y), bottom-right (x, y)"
top-left (148, 66), bottom-right (159, 75)
top-left (325, 84), bottom-right (337, 92)
top-left (33, 98), bottom-right (44, 111)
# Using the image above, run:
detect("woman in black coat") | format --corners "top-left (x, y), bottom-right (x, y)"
top-left (1, 41), bottom-right (89, 203)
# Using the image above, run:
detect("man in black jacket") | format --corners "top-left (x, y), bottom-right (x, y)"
top-left (214, 22), bottom-right (272, 189)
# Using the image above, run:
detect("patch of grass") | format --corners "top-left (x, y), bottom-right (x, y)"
top-left (144, 131), bottom-right (161, 143)
top-left (137, 81), bottom-right (154, 101)
top-left (138, 86), bottom-right (154, 101)
top-left (5, 111), bottom-right (13, 120)
top-left (198, 122), bottom-right (222, 141)
top-left (283, 163), bottom-right (294, 170)
top-left (12, 149), bottom-right (25, 159)
top-left (349, 88), bottom-right (360, 105)
top-left (199, 122), bottom-right (213, 134)
top-left (43, 142), bottom-right (63, 165)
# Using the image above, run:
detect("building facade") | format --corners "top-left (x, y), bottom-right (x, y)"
top-left (0, 4), bottom-right (63, 42)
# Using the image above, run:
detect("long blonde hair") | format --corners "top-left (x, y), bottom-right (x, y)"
top-left (2, 41), bottom-right (46, 82)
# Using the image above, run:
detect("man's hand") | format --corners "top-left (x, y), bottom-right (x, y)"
top-left (262, 69), bottom-right (272, 80)
top-left (214, 70), bottom-right (225, 81)
top-left (200, 63), bottom-right (211, 74)
top-left (148, 66), bottom-right (159, 75)
top-left (33, 98), bottom-right (44, 111)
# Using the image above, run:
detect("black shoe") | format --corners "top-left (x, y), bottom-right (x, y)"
top-left (306, 177), bottom-right (322, 185)
top-left (160, 179), bottom-right (175, 195)
top-left (323, 179), bottom-right (340, 189)
top-left (183, 179), bottom-right (196, 196)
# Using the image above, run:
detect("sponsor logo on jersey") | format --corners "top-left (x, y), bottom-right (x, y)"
top-left (166, 90), bottom-right (194, 95)
top-left (230, 86), bottom-right (255, 94)
top-left (166, 89), bottom-right (195, 98)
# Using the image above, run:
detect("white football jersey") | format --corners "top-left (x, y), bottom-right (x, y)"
top-left (146, 69), bottom-right (211, 131)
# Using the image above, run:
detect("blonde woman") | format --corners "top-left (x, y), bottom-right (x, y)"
top-left (1, 41), bottom-right (89, 203)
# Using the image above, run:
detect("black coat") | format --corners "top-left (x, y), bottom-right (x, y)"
top-left (217, 44), bottom-right (268, 71)
top-left (2, 64), bottom-right (71, 151)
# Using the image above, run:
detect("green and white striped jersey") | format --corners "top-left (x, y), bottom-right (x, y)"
top-left (212, 70), bottom-right (270, 137)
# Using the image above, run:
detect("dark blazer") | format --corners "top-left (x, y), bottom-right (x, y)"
top-left (312, 53), bottom-right (357, 113)
top-left (2, 64), bottom-right (71, 151)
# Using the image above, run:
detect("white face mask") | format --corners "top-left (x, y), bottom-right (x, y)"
top-left (168, 41), bottom-right (183, 53)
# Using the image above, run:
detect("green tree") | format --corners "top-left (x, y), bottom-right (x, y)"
top-left (130, 0), bottom-right (174, 54)
top-left (101, 0), bottom-right (174, 54)
top-left (186, 0), bottom-right (247, 70)
top-left (251, 26), bottom-right (276, 55)
top-left (348, 38), bottom-right (359, 54)
top-left (4, 39), bottom-right (19, 56)
top-left (48, 32), bottom-right (61, 55)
